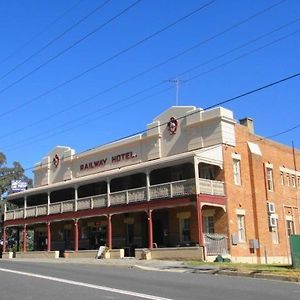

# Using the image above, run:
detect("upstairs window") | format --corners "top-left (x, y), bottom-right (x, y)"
top-left (266, 167), bottom-right (274, 191)
top-left (292, 176), bottom-right (296, 188)
top-left (233, 159), bottom-right (241, 186)
top-left (280, 172), bottom-right (284, 185)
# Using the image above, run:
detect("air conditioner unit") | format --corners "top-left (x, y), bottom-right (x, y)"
top-left (269, 215), bottom-right (277, 227)
top-left (267, 202), bottom-right (275, 214)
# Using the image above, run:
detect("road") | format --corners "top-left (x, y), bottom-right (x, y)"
top-left (0, 260), bottom-right (299, 300)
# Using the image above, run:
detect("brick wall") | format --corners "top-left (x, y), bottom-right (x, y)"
top-left (224, 123), bottom-right (300, 262)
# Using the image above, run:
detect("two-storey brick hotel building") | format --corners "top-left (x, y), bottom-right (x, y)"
top-left (3, 106), bottom-right (300, 263)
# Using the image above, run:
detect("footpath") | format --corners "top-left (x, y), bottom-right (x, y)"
top-left (2, 257), bottom-right (300, 283)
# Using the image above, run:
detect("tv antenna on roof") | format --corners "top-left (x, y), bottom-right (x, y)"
top-left (166, 78), bottom-right (184, 106)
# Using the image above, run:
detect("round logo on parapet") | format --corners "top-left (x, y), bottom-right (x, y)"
top-left (53, 154), bottom-right (60, 168)
top-left (167, 117), bottom-right (178, 135)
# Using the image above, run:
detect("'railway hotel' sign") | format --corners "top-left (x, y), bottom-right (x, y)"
top-left (79, 151), bottom-right (138, 171)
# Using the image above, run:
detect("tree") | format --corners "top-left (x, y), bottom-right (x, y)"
top-left (0, 152), bottom-right (32, 198)
top-left (0, 151), bottom-right (32, 252)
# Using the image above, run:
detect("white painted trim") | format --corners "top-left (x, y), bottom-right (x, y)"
top-left (279, 166), bottom-right (300, 177)
top-left (264, 162), bottom-right (273, 169)
top-left (0, 268), bottom-right (172, 300)
top-left (231, 153), bottom-right (241, 160)
top-left (247, 142), bottom-right (262, 156)
top-left (236, 208), bottom-right (246, 215)
top-left (201, 203), bottom-right (226, 212)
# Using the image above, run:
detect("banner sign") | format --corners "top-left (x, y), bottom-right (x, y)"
top-left (11, 180), bottom-right (28, 192)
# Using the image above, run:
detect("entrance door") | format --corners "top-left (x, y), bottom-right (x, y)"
top-left (125, 224), bottom-right (134, 257)
top-left (89, 226), bottom-right (107, 249)
top-left (153, 220), bottom-right (164, 246)
top-left (64, 229), bottom-right (71, 250)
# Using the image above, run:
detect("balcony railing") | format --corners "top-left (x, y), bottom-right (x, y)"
top-left (199, 178), bottom-right (225, 196)
top-left (5, 178), bottom-right (225, 221)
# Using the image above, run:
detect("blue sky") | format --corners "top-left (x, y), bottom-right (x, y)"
top-left (0, 0), bottom-right (299, 178)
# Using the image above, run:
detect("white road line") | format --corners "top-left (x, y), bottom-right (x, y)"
top-left (0, 267), bottom-right (173, 300)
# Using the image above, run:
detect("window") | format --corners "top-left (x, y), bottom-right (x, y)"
top-left (280, 172), bottom-right (284, 185)
top-left (286, 174), bottom-right (290, 187)
top-left (180, 218), bottom-right (191, 243)
top-left (271, 225), bottom-right (279, 244)
top-left (298, 177), bottom-right (300, 188)
top-left (292, 176), bottom-right (296, 188)
top-left (266, 168), bottom-right (274, 191)
top-left (286, 220), bottom-right (295, 236)
top-left (203, 216), bottom-right (215, 234)
top-left (237, 215), bottom-right (246, 242)
top-left (233, 159), bottom-right (241, 186)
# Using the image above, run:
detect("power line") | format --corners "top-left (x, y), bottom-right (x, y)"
top-left (0, 0), bottom-right (216, 119)
top-left (1, 71), bottom-right (300, 178)
top-left (176, 17), bottom-right (300, 78)
top-left (1, 25), bottom-right (299, 149)
top-left (205, 72), bottom-right (300, 110)
top-left (0, 0), bottom-right (83, 66)
top-left (0, 2), bottom-right (293, 140)
top-left (0, 0), bottom-right (143, 108)
top-left (0, 0), bottom-right (112, 81)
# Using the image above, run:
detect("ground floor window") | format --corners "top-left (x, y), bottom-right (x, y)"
top-left (237, 215), bottom-right (246, 242)
top-left (203, 216), bottom-right (214, 234)
top-left (286, 219), bottom-right (295, 236)
top-left (271, 225), bottom-right (279, 244)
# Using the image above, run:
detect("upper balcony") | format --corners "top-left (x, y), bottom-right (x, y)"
top-left (5, 178), bottom-right (225, 221)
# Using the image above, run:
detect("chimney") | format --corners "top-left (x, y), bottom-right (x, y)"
top-left (239, 117), bottom-right (254, 133)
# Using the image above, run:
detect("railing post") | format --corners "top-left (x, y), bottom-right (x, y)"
top-left (13, 210), bottom-right (16, 220)
top-left (107, 179), bottom-right (111, 207)
top-left (170, 183), bottom-right (173, 198)
top-left (91, 197), bottom-right (94, 209)
top-left (61, 202), bottom-right (63, 213)
top-left (47, 192), bottom-right (50, 215)
top-left (126, 191), bottom-right (129, 204)
top-left (210, 180), bottom-right (214, 195)
top-left (194, 156), bottom-right (200, 195)
top-left (146, 170), bottom-right (151, 201)
top-left (35, 206), bottom-right (38, 217)
top-left (74, 186), bottom-right (78, 212)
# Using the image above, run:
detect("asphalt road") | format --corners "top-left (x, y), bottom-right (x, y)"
top-left (0, 260), bottom-right (299, 300)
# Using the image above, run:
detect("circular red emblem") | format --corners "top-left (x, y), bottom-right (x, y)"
top-left (167, 117), bottom-right (178, 135)
top-left (53, 154), bottom-right (60, 168)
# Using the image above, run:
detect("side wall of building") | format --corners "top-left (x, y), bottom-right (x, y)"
top-left (224, 124), bottom-right (300, 263)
